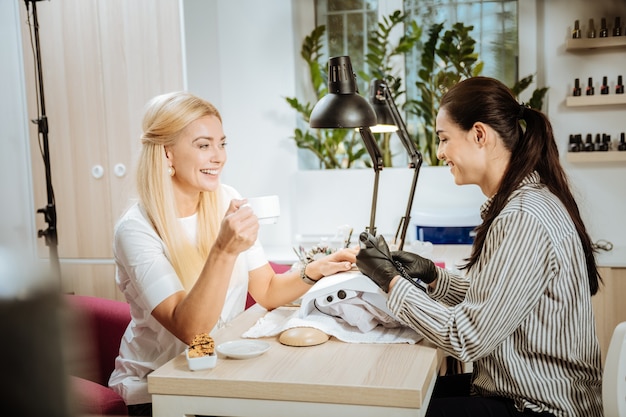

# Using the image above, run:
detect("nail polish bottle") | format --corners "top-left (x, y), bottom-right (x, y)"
top-left (597, 134), bottom-right (609, 151)
top-left (601, 76), bottom-right (609, 95)
top-left (594, 134), bottom-right (602, 151)
top-left (572, 20), bottom-right (582, 39)
top-left (617, 76), bottom-right (624, 94)
top-left (584, 134), bottom-right (595, 152)
top-left (600, 18), bottom-right (608, 37)
top-left (618, 133), bottom-right (626, 151)
top-left (588, 18), bottom-right (596, 38)
top-left (586, 77), bottom-right (594, 96)
top-left (569, 135), bottom-right (581, 152)
top-left (614, 17), bottom-right (622, 36)
top-left (573, 78), bottom-right (582, 96)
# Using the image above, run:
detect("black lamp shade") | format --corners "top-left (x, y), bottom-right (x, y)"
top-left (310, 56), bottom-right (377, 128)
top-left (369, 79), bottom-right (398, 133)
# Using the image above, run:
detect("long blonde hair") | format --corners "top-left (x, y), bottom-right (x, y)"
top-left (137, 91), bottom-right (222, 289)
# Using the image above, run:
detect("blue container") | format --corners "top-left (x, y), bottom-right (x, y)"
top-left (415, 225), bottom-right (476, 245)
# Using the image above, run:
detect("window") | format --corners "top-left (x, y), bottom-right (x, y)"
top-left (403, 0), bottom-right (518, 89)
top-left (315, 0), bottom-right (379, 94)
top-left (313, 0), bottom-right (519, 167)
top-left (402, 0), bottom-right (518, 148)
top-left (316, 0), bottom-right (518, 85)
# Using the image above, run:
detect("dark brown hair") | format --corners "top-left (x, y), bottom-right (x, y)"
top-left (440, 77), bottom-right (601, 295)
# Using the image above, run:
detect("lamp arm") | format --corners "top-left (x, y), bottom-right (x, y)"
top-left (359, 127), bottom-right (383, 235)
top-left (394, 160), bottom-right (422, 250)
top-left (381, 85), bottom-right (422, 168)
top-left (380, 84), bottom-right (424, 250)
top-left (358, 126), bottom-right (384, 172)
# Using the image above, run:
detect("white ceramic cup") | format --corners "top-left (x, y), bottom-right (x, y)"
top-left (246, 195), bottom-right (280, 224)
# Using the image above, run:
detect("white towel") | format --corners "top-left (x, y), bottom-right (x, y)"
top-left (242, 306), bottom-right (423, 344)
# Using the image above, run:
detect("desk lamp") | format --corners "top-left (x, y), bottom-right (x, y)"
top-left (370, 79), bottom-right (423, 250)
top-left (369, 79), bottom-right (398, 134)
top-left (309, 56), bottom-right (383, 235)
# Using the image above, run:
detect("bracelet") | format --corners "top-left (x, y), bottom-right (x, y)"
top-left (300, 263), bottom-right (318, 285)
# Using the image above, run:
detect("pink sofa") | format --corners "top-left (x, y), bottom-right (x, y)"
top-left (65, 295), bottom-right (130, 416)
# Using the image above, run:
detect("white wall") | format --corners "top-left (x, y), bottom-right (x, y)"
top-left (0, 1), bottom-right (37, 260)
top-left (183, 0), bottom-right (309, 249)
top-left (291, 167), bottom-right (486, 245)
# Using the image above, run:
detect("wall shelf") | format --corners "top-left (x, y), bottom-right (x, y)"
top-left (564, 31), bottom-right (626, 164)
top-left (566, 37), bottom-right (626, 51)
top-left (566, 95), bottom-right (626, 107)
top-left (566, 151), bottom-right (626, 163)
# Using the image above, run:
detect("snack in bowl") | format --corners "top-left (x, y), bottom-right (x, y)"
top-left (186, 332), bottom-right (217, 371)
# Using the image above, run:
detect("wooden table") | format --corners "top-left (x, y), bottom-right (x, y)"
top-left (148, 304), bottom-right (442, 417)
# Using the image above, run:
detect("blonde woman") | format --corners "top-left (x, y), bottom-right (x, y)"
top-left (109, 91), bottom-right (356, 416)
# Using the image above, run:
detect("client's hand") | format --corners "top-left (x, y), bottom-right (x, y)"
top-left (355, 232), bottom-right (400, 292)
top-left (308, 247), bottom-right (357, 280)
top-left (214, 199), bottom-right (259, 256)
top-left (391, 251), bottom-right (437, 284)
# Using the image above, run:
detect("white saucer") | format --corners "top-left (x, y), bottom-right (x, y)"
top-left (216, 340), bottom-right (271, 359)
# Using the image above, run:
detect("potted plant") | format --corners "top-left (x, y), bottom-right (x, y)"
top-left (358, 10), bottom-right (421, 167)
top-left (404, 22), bottom-right (484, 166)
top-left (285, 11), bottom-right (421, 169)
top-left (287, 11), bottom-right (549, 169)
top-left (405, 22), bottom-right (549, 166)
top-left (285, 26), bottom-right (368, 169)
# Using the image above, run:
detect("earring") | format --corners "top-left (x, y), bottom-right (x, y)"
top-left (168, 166), bottom-right (175, 177)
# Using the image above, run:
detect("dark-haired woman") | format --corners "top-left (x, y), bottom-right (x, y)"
top-left (356, 76), bottom-right (603, 416)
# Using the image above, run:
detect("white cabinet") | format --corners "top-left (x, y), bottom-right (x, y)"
top-left (20, 0), bottom-right (185, 297)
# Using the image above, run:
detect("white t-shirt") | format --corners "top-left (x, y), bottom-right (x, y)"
top-left (109, 184), bottom-right (267, 405)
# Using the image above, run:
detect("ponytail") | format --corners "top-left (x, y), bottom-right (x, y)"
top-left (440, 77), bottom-right (601, 295)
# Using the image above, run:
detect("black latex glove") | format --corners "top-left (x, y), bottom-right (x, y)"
top-left (391, 250), bottom-right (437, 284)
top-left (355, 232), bottom-right (399, 292)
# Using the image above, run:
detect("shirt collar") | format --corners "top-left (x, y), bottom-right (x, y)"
top-left (480, 171), bottom-right (541, 218)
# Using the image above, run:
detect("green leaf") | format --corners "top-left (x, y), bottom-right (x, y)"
top-left (510, 74), bottom-right (534, 96)
top-left (528, 87), bottom-right (549, 110)
top-left (406, 22), bottom-right (484, 166)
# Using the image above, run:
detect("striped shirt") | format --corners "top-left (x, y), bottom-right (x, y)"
top-left (388, 172), bottom-right (603, 417)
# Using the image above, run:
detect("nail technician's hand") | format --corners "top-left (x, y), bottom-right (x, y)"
top-left (355, 232), bottom-right (400, 293)
top-left (391, 250), bottom-right (437, 284)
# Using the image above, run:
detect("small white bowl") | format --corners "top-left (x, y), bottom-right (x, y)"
top-left (185, 348), bottom-right (217, 371)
